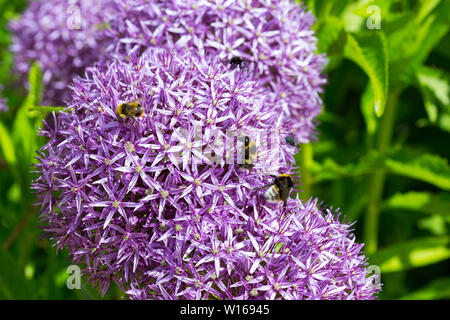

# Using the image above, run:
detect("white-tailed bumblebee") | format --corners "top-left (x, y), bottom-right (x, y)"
top-left (255, 174), bottom-right (294, 208)
top-left (238, 135), bottom-right (256, 169)
top-left (116, 99), bottom-right (144, 120)
top-left (229, 56), bottom-right (244, 70)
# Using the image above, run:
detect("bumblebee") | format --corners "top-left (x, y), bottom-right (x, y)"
top-left (116, 99), bottom-right (144, 120)
top-left (229, 56), bottom-right (244, 70)
top-left (238, 135), bottom-right (256, 169)
top-left (255, 174), bottom-right (294, 208)
top-left (285, 135), bottom-right (297, 147)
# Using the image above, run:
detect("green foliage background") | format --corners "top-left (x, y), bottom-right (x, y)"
top-left (0, 0), bottom-right (449, 299)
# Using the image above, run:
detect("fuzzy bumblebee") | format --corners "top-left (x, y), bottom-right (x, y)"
top-left (255, 174), bottom-right (294, 208)
top-left (229, 56), bottom-right (245, 70)
top-left (116, 100), bottom-right (144, 119)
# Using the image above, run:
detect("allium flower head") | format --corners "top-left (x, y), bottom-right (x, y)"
top-left (107, 0), bottom-right (327, 144)
top-left (33, 49), bottom-right (293, 294)
top-left (33, 50), bottom-right (379, 299)
top-left (10, 0), bottom-right (112, 105)
top-left (126, 197), bottom-right (381, 300)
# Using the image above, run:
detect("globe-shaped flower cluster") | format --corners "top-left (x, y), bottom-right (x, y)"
top-left (9, 0), bottom-right (112, 105)
top-left (33, 50), bottom-right (380, 299)
top-left (107, 0), bottom-right (327, 145)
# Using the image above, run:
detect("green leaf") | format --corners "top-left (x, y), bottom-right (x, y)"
top-left (381, 191), bottom-right (450, 216)
top-left (360, 84), bottom-right (378, 137)
top-left (310, 149), bottom-right (450, 190)
top-left (13, 99), bottom-right (35, 165)
top-left (400, 277), bottom-right (450, 300)
top-left (394, 0), bottom-right (450, 85)
top-left (315, 16), bottom-right (344, 54)
top-left (438, 112), bottom-right (450, 133)
top-left (0, 121), bottom-right (16, 166)
top-left (304, 0), bottom-right (352, 21)
top-left (385, 149), bottom-right (450, 190)
top-left (11, 63), bottom-right (45, 192)
top-left (343, 31), bottom-right (389, 117)
top-left (369, 235), bottom-right (450, 273)
top-left (351, 0), bottom-right (393, 20)
top-left (416, 66), bottom-right (450, 122)
top-left (416, 0), bottom-right (443, 23)
top-left (26, 62), bottom-right (43, 106)
top-left (384, 12), bottom-right (418, 63)
top-left (28, 105), bottom-right (72, 116)
top-left (412, 0), bottom-right (449, 66)
top-left (417, 215), bottom-right (447, 236)
top-left (309, 153), bottom-right (382, 184)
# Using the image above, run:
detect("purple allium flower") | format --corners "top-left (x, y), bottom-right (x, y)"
top-left (106, 0), bottom-right (327, 144)
top-left (33, 50), bottom-right (379, 300)
top-left (9, 0), bottom-right (113, 105)
top-left (124, 197), bottom-right (380, 300)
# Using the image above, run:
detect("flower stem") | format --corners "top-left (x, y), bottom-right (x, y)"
top-left (364, 88), bottom-right (401, 254)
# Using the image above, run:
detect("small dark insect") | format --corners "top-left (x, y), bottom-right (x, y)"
top-left (229, 56), bottom-right (244, 70)
top-left (254, 174), bottom-right (294, 209)
top-left (238, 135), bottom-right (256, 169)
top-left (116, 99), bottom-right (144, 120)
top-left (285, 135), bottom-right (297, 147)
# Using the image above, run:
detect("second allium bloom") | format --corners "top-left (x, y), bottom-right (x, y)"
top-left (9, 0), bottom-right (113, 105)
top-left (107, 0), bottom-right (327, 145)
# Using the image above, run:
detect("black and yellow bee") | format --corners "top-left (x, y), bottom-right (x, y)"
top-left (254, 174), bottom-right (294, 208)
top-left (229, 56), bottom-right (244, 70)
top-left (239, 135), bottom-right (256, 169)
top-left (116, 99), bottom-right (144, 120)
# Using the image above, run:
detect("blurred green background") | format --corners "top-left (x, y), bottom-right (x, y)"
top-left (0, 0), bottom-right (449, 299)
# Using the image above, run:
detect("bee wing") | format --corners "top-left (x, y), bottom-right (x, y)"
top-left (252, 182), bottom-right (273, 191)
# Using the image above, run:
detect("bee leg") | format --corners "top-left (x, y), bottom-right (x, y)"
top-left (282, 199), bottom-right (290, 214)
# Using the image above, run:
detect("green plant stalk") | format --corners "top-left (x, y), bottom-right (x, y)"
top-left (364, 87), bottom-right (401, 254)
top-left (299, 143), bottom-right (313, 200)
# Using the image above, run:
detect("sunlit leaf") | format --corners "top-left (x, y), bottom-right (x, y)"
top-left (381, 191), bottom-right (450, 216)
top-left (385, 149), bottom-right (450, 190)
top-left (309, 153), bottom-right (382, 183)
top-left (395, 0), bottom-right (449, 85)
top-left (370, 236), bottom-right (450, 273)
top-left (315, 16), bottom-right (343, 54)
top-left (400, 278), bottom-right (450, 300)
top-left (344, 31), bottom-right (388, 117)
top-left (361, 84), bottom-right (378, 136)
top-left (26, 62), bottom-right (42, 107)
top-left (383, 12), bottom-right (417, 63)
top-left (417, 215), bottom-right (447, 236)
top-left (0, 121), bottom-right (16, 166)
top-left (416, 66), bottom-right (450, 123)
